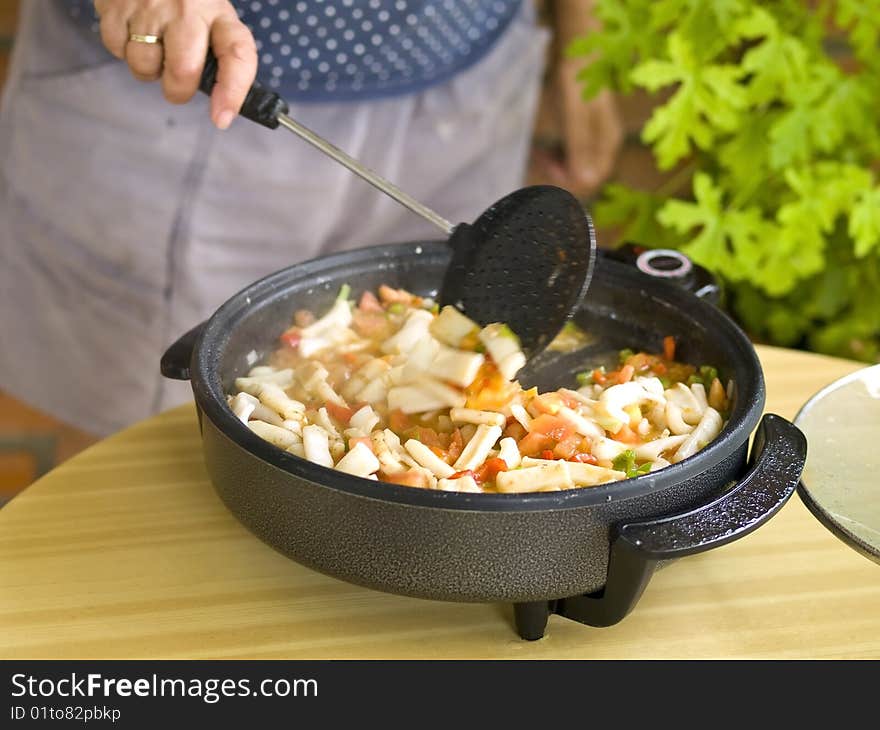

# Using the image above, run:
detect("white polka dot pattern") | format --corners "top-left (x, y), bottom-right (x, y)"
top-left (61, 0), bottom-right (521, 101)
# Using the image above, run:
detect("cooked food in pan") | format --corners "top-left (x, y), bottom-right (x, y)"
top-left (227, 285), bottom-right (732, 493)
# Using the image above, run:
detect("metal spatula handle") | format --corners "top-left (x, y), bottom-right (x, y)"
top-left (199, 52), bottom-right (454, 235)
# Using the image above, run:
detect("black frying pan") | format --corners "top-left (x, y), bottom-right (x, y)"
top-left (161, 242), bottom-right (806, 640)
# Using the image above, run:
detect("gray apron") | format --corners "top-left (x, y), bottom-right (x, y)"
top-left (0, 1), bottom-right (549, 435)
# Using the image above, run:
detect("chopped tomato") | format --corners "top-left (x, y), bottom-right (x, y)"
top-left (279, 329), bottom-right (301, 348)
top-left (527, 393), bottom-right (565, 417)
top-left (528, 414), bottom-right (574, 442)
top-left (571, 452), bottom-right (598, 464)
top-left (378, 284), bottom-right (414, 305)
top-left (382, 470), bottom-right (430, 488)
top-left (540, 449), bottom-right (556, 461)
top-left (446, 429), bottom-right (464, 464)
top-left (325, 401), bottom-right (354, 425)
top-left (553, 433), bottom-right (583, 460)
top-left (352, 310), bottom-right (391, 339)
top-left (611, 424), bottom-right (641, 445)
top-left (389, 409), bottom-right (415, 433)
top-left (413, 427), bottom-right (446, 449)
top-left (591, 368), bottom-right (608, 386)
top-left (517, 431), bottom-right (555, 458)
top-left (358, 290), bottom-right (384, 312)
top-left (663, 335), bottom-right (676, 362)
top-left (474, 457), bottom-right (508, 484)
top-left (503, 418), bottom-right (527, 442)
top-left (349, 436), bottom-right (374, 452)
top-left (448, 469), bottom-right (475, 481)
top-left (558, 391), bottom-right (583, 409)
top-left (617, 364), bottom-right (635, 384)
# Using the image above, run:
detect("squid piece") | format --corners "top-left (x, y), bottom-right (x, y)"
top-left (234, 368), bottom-right (294, 396)
top-left (453, 424), bottom-right (503, 471)
top-left (436, 475), bottom-right (482, 493)
top-left (371, 430), bottom-right (407, 475)
top-left (496, 461), bottom-right (573, 493)
top-left (299, 297), bottom-right (353, 339)
top-left (404, 439), bottom-right (456, 478)
top-left (664, 383), bottom-right (704, 425)
top-left (665, 402), bottom-right (695, 435)
top-left (229, 392), bottom-right (257, 423)
top-left (429, 306), bottom-right (479, 348)
top-left (497, 437), bottom-right (522, 469)
top-left (334, 442), bottom-right (380, 478)
top-left (556, 406), bottom-right (604, 440)
top-left (382, 309), bottom-right (434, 354)
top-left (596, 381), bottom-right (663, 433)
top-left (449, 407), bottom-right (506, 428)
top-left (302, 424), bottom-right (334, 468)
top-left (247, 420), bottom-right (301, 450)
top-left (478, 323), bottom-right (525, 380)
top-left (257, 382), bottom-right (306, 421)
top-left (349, 405), bottom-right (380, 434)
top-left (426, 346), bottom-right (485, 387)
top-left (633, 434), bottom-right (688, 461)
top-left (342, 358), bottom-right (391, 401)
top-left (673, 407), bottom-right (723, 463)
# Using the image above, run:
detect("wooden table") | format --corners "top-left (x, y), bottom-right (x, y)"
top-left (1, 346), bottom-right (877, 659)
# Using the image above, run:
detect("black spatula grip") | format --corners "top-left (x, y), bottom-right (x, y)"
top-left (199, 50), bottom-right (289, 129)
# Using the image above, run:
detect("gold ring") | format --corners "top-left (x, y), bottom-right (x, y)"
top-left (129, 33), bottom-right (162, 44)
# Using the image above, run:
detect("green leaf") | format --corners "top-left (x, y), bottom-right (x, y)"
top-left (631, 35), bottom-right (746, 168)
top-left (650, 0), bottom-right (749, 61)
top-left (835, 0), bottom-right (880, 65)
top-left (716, 112), bottom-right (775, 189)
top-left (593, 184), bottom-right (682, 248)
top-left (736, 6), bottom-right (809, 105)
top-left (569, 0), bottom-right (662, 98)
top-left (850, 188), bottom-right (880, 258)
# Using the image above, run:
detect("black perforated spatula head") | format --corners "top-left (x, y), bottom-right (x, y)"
top-left (438, 186), bottom-right (596, 356)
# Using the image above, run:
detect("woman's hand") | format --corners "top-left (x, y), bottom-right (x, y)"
top-left (94, 0), bottom-right (257, 129)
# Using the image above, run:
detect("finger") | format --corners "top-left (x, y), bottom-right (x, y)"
top-left (97, 0), bottom-right (133, 59)
top-left (126, 6), bottom-right (172, 82)
top-left (209, 16), bottom-right (258, 129)
top-left (161, 14), bottom-right (210, 104)
top-left (125, 37), bottom-right (165, 82)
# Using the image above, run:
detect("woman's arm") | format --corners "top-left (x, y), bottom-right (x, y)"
top-left (532, 0), bottom-right (623, 197)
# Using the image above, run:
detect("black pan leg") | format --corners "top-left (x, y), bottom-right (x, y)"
top-left (514, 600), bottom-right (553, 641)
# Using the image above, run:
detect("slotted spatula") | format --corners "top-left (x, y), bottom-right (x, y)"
top-left (199, 54), bottom-right (596, 356)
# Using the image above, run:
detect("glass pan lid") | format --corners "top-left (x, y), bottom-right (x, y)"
top-left (794, 364), bottom-right (880, 565)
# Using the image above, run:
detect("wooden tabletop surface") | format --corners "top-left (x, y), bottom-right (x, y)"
top-left (1, 345), bottom-right (878, 659)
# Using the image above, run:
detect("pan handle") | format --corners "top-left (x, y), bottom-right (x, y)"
top-left (514, 413), bottom-right (807, 640)
top-left (160, 322), bottom-right (207, 381)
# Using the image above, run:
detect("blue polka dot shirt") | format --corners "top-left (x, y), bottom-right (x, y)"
top-left (61, 0), bottom-right (523, 102)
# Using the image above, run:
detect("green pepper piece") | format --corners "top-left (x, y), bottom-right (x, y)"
top-left (612, 449), bottom-right (637, 473)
